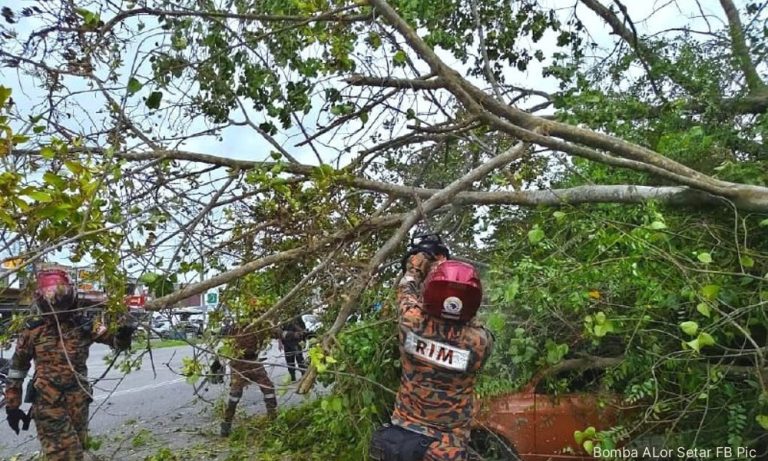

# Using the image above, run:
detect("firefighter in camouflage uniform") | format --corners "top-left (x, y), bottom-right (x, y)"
top-left (4, 269), bottom-right (134, 461)
top-left (370, 236), bottom-right (493, 461)
top-left (217, 320), bottom-right (278, 437)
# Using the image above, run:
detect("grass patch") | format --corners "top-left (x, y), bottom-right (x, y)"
top-left (148, 338), bottom-right (199, 349)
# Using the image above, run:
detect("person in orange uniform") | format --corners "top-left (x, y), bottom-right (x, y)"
top-left (370, 235), bottom-right (493, 461)
top-left (218, 320), bottom-right (278, 437)
top-left (4, 270), bottom-right (133, 461)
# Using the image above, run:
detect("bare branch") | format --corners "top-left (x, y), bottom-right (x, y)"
top-left (719, 0), bottom-right (765, 91)
top-left (345, 74), bottom-right (445, 90)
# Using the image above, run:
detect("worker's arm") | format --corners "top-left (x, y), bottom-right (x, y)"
top-left (92, 318), bottom-right (134, 350)
top-left (397, 253), bottom-right (446, 317)
top-left (5, 325), bottom-right (35, 409)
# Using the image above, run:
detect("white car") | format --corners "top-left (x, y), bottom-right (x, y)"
top-left (150, 317), bottom-right (173, 338)
top-left (188, 314), bottom-right (207, 335)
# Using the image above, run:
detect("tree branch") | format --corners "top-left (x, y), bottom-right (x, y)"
top-left (345, 74), bottom-right (444, 90)
top-left (719, 0), bottom-right (765, 91)
top-left (366, 0), bottom-right (768, 206)
top-left (144, 213), bottom-right (405, 310)
top-left (297, 142), bottom-right (528, 394)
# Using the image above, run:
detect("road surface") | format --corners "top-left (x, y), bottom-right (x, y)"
top-left (0, 339), bottom-right (316, 460)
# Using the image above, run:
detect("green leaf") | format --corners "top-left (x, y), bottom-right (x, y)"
top-left (528, 227), bottom-right (545, 244)
top-left (146, 91), bottom-right (163, 109)
top-left (697, 332), bottom-right (715, 347)
top-left (33, 125), bottom-right (45, 134)
top-left (756, 415), bottom-right (768, 430)
top-left (393, 50), bottom-right (407, 66)
top-left (368, 32), bottom-right (382, 49)
top-left (64, 161), bottom-right (85, 175)
top-left (43, 172), bottom-right (66, 189)
top-left (127, 78), bottom-right (143, 95)
top-left (487, 312), bottom-right (505, 332)
top-left (0, 86), bottom-right (11, 106)
top-left (649, 221), bottom-right (667, 230)
top-left (574, 430), bottom-right (584, 445)
top-left (40, 147), bottom-right (55, 160)
top-left (11, 134), bottom-right (30, 145)
top-left (759, 218), bottom-right (768, 227)
top-left (697, 252), bottom-right (712, 264)
top-left (171, 35), bottom-right (188, 50)
top-left (583, 440), bottom-right (594, 454)
top-left (696, 303), bottom-right (711, 318)
top-left (740, 255), bottom-right (755, 268)
top-left (0, 210), bottom-right (16, 228)
top-left (593, 324), bottom-right (607, 337)
top-left (701, 284), bottom-right (720, 300)
top-left (553, 211), bottom-right (566, 221)
top-left (74, 8), bottom-right (94, 19)
top-left (601, 436), bottom-right (615, 451)
top-left (25, 190), bottom-right (53, 202)
top-left (680, 321), bottom-right (698, 336)
top-left (685, 338), bottom-right (701, 352)
top-left (595, 312), bottom-right (606, 324)
top-left (75, 8), bottom-right (100, 27)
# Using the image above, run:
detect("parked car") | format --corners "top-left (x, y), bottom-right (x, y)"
top-left (470, 369), bottom-right (623, 461)
top-left (188, 313), bottom-right (206, 336)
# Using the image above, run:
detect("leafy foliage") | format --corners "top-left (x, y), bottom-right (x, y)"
top-left (2, 0), bottom-right (768, 458)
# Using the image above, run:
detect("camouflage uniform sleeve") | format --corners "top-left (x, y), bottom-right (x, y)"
top-left (5, 326), bottom-right (35, 409)
top-left (91, 319), bottom-right (132, 350)
top-left (397, 255), bottom-right (428, 318)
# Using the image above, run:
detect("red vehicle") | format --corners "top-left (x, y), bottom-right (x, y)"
top-left (470, 370), bottom-right (621, 461)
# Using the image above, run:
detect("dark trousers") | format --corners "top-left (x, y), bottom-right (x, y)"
top-left (284, 342), bottom-right (305, 380)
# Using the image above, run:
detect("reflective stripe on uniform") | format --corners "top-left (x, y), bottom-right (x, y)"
top-left (7, 368), bottom-right (27, 380)
top-left (404, 331), bottom-right (470, 372)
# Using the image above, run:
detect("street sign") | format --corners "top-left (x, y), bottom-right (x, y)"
top-left (206, 292), bottom-right (218, 305)
top-left (126, 295), bottom-right (146, 308)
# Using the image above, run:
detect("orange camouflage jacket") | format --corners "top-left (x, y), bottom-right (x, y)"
top-left (5, 315), bottom-right (124, 409)
top-left (223, 321), bottom-right (283, 370)
top-left (391, 261), bottom-right (493, 448)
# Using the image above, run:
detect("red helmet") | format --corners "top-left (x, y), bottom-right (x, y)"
top-left (422, 261), bottom-right (482, 322)
top-left (34, 269), bottom-right (76, 313)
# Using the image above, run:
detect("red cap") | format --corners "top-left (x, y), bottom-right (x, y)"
top-left (422, 261), bottom-right (482, 322)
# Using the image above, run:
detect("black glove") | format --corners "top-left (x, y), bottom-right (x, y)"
top-left (400, 234), bottom-right (450, 272)
top-left (115, 325), bottom-right (135, 350)
top-left (209, 359), bottom-right (224, 384)
top-left (6, 408), bottom-right (30, 435)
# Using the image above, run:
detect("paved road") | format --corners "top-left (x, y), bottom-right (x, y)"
top-left (0, 339), bottom-right (312, 459)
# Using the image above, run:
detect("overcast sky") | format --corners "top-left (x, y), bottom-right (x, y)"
top-left (0, 0), bottom-right (738, 164)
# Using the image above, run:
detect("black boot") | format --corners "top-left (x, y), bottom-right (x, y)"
top-left (221, 397), bottom-right (239, 437)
